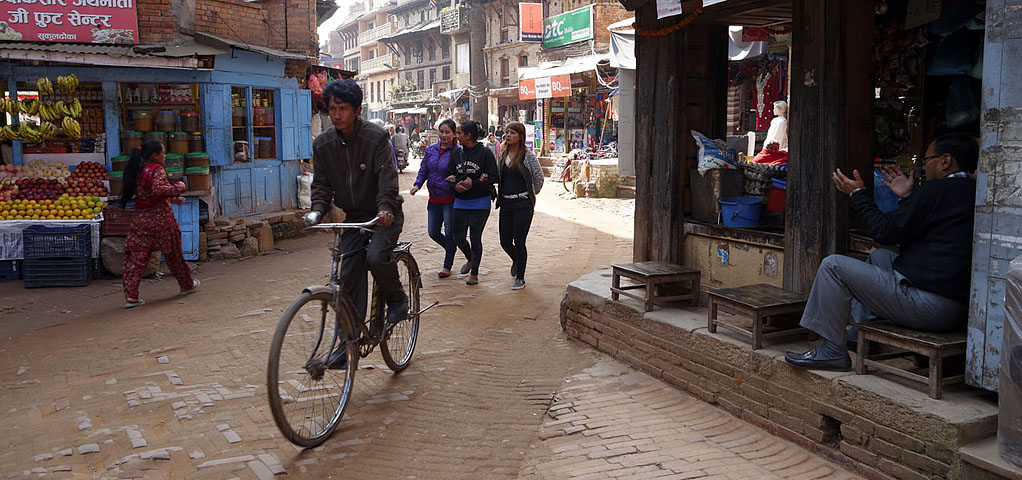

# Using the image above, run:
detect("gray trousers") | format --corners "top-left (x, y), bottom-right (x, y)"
top-left (799, 249), bottom-right (967, 346)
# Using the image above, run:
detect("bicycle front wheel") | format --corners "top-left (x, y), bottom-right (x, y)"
top-left (381, 251), bottom-right (421, 372)
top-left (267, 290), bottom-right (358, 447)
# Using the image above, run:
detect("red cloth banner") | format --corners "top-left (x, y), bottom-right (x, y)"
top-left (0, 0), bottom-right (139, 44)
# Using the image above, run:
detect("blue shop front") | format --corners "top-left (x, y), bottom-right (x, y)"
top-left (2, 43), bottom-right (313, 260)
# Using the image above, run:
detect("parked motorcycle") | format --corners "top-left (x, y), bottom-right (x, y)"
top-left (396, 149), bottom-right (408, 173)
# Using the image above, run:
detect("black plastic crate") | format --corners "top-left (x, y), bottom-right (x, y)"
top-left (0, 260), bottom-right (20, 281)
top-left (23, 257), bottom-right (92, 288)
top-left (22, 224), bottom-right (92, 259)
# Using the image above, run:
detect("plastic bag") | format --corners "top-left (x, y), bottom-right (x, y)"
top-left (298, 172), bottom-right (313, 209)
top-left (693, 130), bottom-right (739, 175)
top-left (873, 170), bottom-right (900, 213)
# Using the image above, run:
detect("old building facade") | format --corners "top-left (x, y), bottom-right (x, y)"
top-left (381, 0), bottom-right (451, 110)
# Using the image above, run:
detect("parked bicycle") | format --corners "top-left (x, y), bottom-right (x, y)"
top-left (266, 216), bottom-right (437, 447)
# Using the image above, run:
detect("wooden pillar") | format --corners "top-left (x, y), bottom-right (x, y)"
top-left (632, 5), bottom-right (688, 264)
top-left (784, 0), bottom-right (873, 294)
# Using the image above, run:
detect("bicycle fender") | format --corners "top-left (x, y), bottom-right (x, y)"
top-left (393, 242), bottom-right (412, 253)
top-left (302, 285), bottom-right (334, 298)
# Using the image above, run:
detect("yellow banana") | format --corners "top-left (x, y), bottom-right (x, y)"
top-left (71, 98), bottom-right (81, 117)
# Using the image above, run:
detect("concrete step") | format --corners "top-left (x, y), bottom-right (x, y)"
top-left (619, 175), bottom-right (636, 188)
top-left (539, 156), bottom-right (559, 168)
top-left (616, 185), bottom-right (636, 199)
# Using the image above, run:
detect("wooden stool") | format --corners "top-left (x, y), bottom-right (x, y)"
top-left (707, 284), bottom-right (808, 350)
top-left (610, 262), bottom-right (701, 312)
top-left (855, 323), bottom-right (967, 399)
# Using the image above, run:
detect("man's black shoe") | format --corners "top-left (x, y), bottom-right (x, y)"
top-left (325, 345), bottom-right (348, 370)
top-left (784, 350), bottom-right (852, 372)
top-left (385, 292), bottom-right (409, 328)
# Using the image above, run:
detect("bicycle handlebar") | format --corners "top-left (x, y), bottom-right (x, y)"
top-left (308, 215), bottom-right (382, 231)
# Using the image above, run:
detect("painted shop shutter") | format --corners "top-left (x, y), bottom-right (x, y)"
top-left (201, 84), bottom-right (233, 167)
top-left (298, 89), bottom-right (313, 159)
top-left (281, 89), bottom-right (299, 161)
top-left (171, 197), bottom-right (200, 261)
top-left (218, 168), bottom-right (254, 217)
top-left (253, 166), bottom-right (282, 212)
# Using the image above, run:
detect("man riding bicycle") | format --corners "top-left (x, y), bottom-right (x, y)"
top-left (304, 80), bottom-right (409, 350)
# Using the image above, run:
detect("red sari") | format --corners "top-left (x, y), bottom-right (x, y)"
top-left (123, 162), bottom-right (193, 299)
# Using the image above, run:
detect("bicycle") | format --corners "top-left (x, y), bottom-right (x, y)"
top-left (266, 216), bottom-right (438, 447)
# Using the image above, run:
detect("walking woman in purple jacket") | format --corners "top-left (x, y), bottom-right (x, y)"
top-left (410, 118), bottom-right (472, 278)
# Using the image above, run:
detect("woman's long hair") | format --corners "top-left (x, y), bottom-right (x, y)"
top-left (459, 120), bottom-right (482, 143)
top-left (120, 140), bottom-right (164, 207)
top-left (438, 118), bottom-right (457, 147)
top-left (500, 122), bottom-right (527, 172)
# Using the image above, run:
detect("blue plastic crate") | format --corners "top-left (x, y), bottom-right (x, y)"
top-left (0, 260), bottom-right (20, 281)
top-left (22, 257), bottom-right (92, 288)
top-left (22, 224), bottom-right (92, 259)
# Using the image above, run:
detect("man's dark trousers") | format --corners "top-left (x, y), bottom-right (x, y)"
top-left (339, 211), bottom-right (404, 325)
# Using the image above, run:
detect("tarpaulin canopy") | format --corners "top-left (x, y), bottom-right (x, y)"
top-left (608, 17), bottom-right (635, 70)
top-left (517, 54), bottom-right (610, 81)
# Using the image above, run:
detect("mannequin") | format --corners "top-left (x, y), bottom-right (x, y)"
top-left (752, 100), bottom-right (788, 165)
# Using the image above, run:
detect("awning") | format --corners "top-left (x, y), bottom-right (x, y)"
top-left (438, 88), bottom-right (468, 100)
top-left (488, 86), bottom-right (519, 98)
top-left (517, 54), bottom-right (610, 81)
top-left (194, 32), bottom-right (315, 61)
top-left (608, 17), bottom-right (635, 70)
top-left (391, 107), bottom-right (428, 114)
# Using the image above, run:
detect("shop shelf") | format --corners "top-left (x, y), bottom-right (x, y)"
top-left (22, 224), bottom-right (92, 259)
top-left (0, 260), bottom-right (21, 282)
top-left (22, 257), bottom-right (92, 288)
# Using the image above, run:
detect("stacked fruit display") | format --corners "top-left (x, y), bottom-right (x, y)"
top-left (0, 195), bottom-right (104, 221)
top-left (9, 178), bottom-right (66, 201)
top-left (22, 160), bottom-right (71, 180)
top-left (0, 74), bottom-right (83, 141)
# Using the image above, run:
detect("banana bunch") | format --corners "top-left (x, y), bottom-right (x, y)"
top-left (61, 117), bottom-right (81, 140)
top-left (38, 121), bottom-right (58, 139)
top-left (55, 99), bottom-right (82, 118)
top-left (38, 102), bottom-right (56, 121)
top-left (0, 97), bottom-right (21, 114)
top-left (56, 74), bottom-right (79, 95)
top-left (36, 77), bottom-right (54, 96)
top-left (20, 99), bottom-right (39, 116)
top-left (0, 126), bottom-right (19, 142)
top-left (19, 123), bottom-right (44, 143)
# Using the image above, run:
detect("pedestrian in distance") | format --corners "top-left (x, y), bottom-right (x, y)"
top-left (486, 133), bottom-right (500, 159)
top-left (446, 120), bottom-right (499, 285)
top-left (306, 80), bottom-right (409, 349)
top-left (119, 140), bottom-right (199, 308)
top-left (496, 122), bottom-right (544, 290)
top-left (410, 118), bottom-right (472, 279)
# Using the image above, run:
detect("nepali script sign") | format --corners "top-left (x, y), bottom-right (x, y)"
top-left (542, 5), bottom-right (592, 49)
top-left (1, 0), bottom-right (139, 44)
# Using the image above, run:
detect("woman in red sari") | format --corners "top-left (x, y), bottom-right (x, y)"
top-left (120, 141), bottom-right (199, 308)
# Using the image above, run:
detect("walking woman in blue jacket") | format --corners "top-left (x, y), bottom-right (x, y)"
top-left (410, 119), bottom-right (472, 278)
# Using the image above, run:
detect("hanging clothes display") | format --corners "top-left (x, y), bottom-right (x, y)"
top-left (754, 62), bottom-right (783, 131)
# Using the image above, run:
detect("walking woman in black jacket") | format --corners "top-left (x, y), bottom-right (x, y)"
top-left (497, 122), bottom-right (544, 290)
top-left (446, 121), bottom-right (499, 285)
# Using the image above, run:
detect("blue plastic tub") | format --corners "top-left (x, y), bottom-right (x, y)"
top-left (719, 196), bottom-right (763, 227)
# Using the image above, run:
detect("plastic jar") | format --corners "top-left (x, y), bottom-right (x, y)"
top-left (144, 131), bottom-right (166, 147)
top-left (254, 136), bottom-right (273, 159)
top-left (185, 167), bottom-right (211, 191)
top-left (180, 110), bottom-right (200, 132)
top-left (164, 153), bottom-right (185, 171)
top-left (155, 110), bottom-right (177, 132)
top-left (233, 141), bottom-right (249, 162)
top-left (120, 131), bottom-right (143, 153)
top-left (168, 131), bottom-right (189, 154)
top-left (189, 132), bottom-right (204, 152)
top-left (111, 155), bottom-right (130, 172)
top-left (165, 167), bottom-right (185, 182)
top-left (108, 171), bottom-right (124, 196)
top-left (232, 107), bottom-right (246, 126)
top-left (132, 110), bottom-right (154, 132)
top-left (185, 152), bottom-right (209, 168)
top-left (253, 107), bottom-right (266, 126)
top-left (262, 107), bottom-right (274, 126)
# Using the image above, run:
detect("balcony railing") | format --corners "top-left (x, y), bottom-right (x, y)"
top-left (392, 89), bottom-right (432, 104)
top-left (440, 6), bottom-right (470, 35)
top-left (358, 22), bottom-right (397, 46)
top-left (360, 54), bottom-right (394, 74)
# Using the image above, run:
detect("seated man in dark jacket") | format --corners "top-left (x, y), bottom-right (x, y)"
top-left (785, 132), bottom-right (978, 371)
top-left (305, 80), bottom-right (408, 353)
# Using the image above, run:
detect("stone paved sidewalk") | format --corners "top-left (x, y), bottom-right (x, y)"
top-left (520, 356), bottom-right (861, 480)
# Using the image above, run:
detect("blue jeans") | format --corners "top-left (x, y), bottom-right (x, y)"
top-left (427, 202), bottom-right (471, 270)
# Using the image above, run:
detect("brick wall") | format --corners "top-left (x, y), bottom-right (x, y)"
top-left (560, 271), bottom-right (999, 480)
top-left (136, 0), bottom-right (318, 57)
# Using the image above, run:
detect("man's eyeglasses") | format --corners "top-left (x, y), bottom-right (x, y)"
top-left (917, 153), bottom-right (946, 166)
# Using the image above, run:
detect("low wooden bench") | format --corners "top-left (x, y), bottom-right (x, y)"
top-left (610, 262), bottom-right (701, 312)
top-left (855, 323), bottom-right (967, 399)
top-left (707, 284), bottom-right (809, 350)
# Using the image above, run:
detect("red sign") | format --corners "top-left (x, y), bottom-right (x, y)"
top-left (519, 75), bottom-right (571, 100)
top-left (0, 0), bottom-right (139, 44)
top-left (519, 3), bottom-right (543, 42)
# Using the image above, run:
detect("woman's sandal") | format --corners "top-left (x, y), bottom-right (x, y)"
top-left (179, 279), bottom-right (201, 296)
top-left (125, 299), bottom-right (146, 309)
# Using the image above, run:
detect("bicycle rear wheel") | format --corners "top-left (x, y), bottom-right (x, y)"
top-left (381, 251), bottom-right (421, 372)
top-left (267, 290), bottom-right (358, 447)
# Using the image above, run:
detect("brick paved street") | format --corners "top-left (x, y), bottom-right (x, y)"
top-left (0, 168), bottom-right (860, 479)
